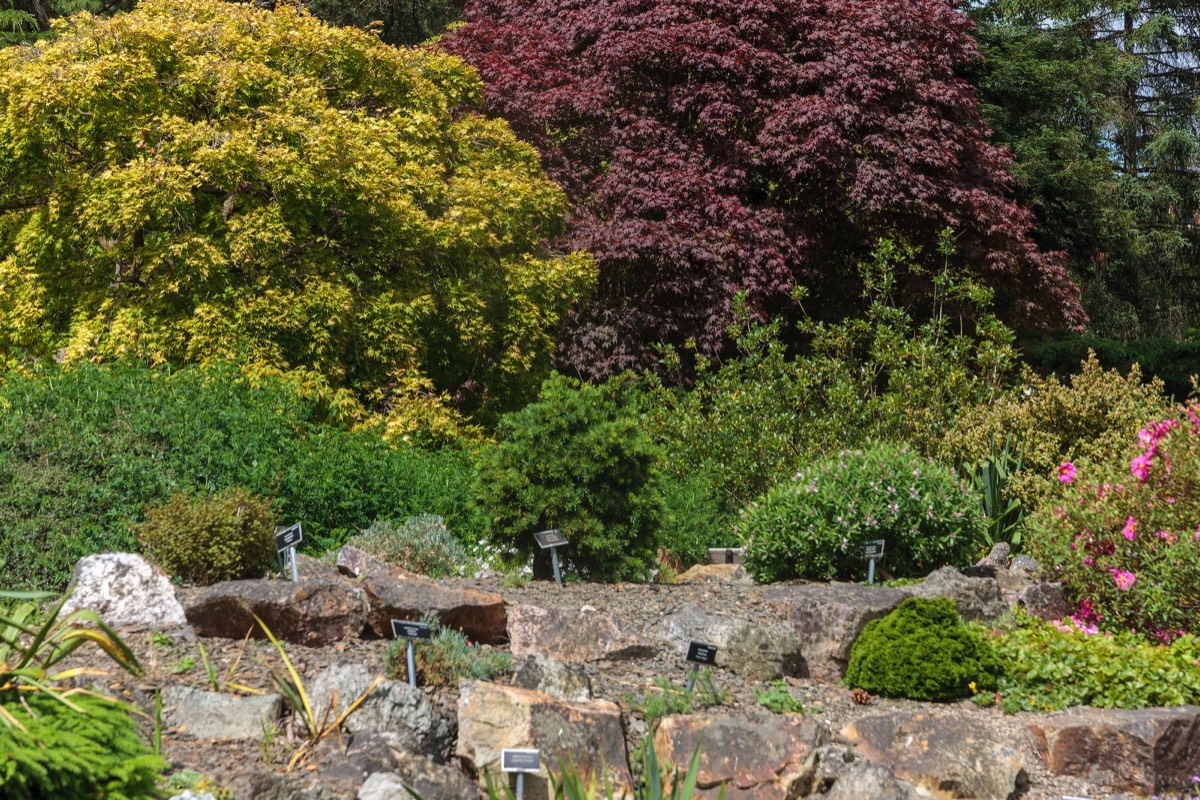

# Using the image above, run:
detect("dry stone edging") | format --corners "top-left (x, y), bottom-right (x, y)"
top-left (507, 603), bottom-right (657, 662)
top-left (1028, 704), bottom-right (1200, 795)
top-left (61, 552), bottom-right (188, 631)
top-left (182, 577), bottom-right (369, 646)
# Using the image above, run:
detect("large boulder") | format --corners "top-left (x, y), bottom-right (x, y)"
top-left (842, 711), bottom-right (1028, 800)
top-left (308, 663), bottom-right (453, 760)
top-left (652, 711), bottom-right (829, 799)
top-left (765, 584), bottom-right (908, 681)
top-left (1028, 705), bottom-right (1200, 795)
top-left (506, 604), bottom-right (657, 662)
top-left (361, 574), bottom-right (506, 645)
top-left (183, 578), bottom-right (369, 646)
top-left (456, 681), bottom-right (632, 799)
top-left (161, 685), bottom-right (282, 741)
top-left (903, 566), bottom-right (1007, 621)
top-left (61, 553), bottom-right (188, 630)
top-left (651, 603), bottom-right (802, 681)
top-left (1013, 582), bottom-right (1072, 622)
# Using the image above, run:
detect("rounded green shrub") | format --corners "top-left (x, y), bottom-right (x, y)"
top-left (473, 373), bottom-right (662, 582)
top-left (0, 693), bottom-right (166, 800)
top-left (844, 597), bottom-right (1003, 701)
top-left (348, 515), bottom-right (468, 578)
top-left (134, 487), bottom-right (277, 585)
top-left (740, 442), bottom-right (985, 583)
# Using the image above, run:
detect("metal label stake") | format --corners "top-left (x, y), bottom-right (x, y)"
top-left (685, 641), bottom-right (718, 691)
top-left (864, 539), bottom-right (885, 585)
top-left (534, 529), bottom-right (569, 586)
top-left (501, 748), bottom-right (540, 800)
top-left (274, 523), bottom-right (303, 583)
top-left (391, 619), bottom-right (432, 688)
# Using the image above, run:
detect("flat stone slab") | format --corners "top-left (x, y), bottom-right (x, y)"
top-left (765, 584), bottom-right (908, 681)
top-left (507, 604), bottom-right (657, 662)
top-left (842, 710), bottom-right (1028, 800)
top-left (162, 685), bottom-right (282, 741)
top-left (1028, 705), bottom-right (1200, 795)
top-left (653, 711), bottom-right (828, 798)
top-left (362, 574), bottom-right (506, 645)
top-left (183, 577), bottom-right (369, 646)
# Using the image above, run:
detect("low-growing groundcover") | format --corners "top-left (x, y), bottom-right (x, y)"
top-left (741, 443), bottom-right (985, 583)
top-left (844, 597), bottom-right (1003, 701)
top-left (0, 360), bottom-right (481, 592)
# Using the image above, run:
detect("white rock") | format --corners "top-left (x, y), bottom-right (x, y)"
top-left (60, 552), bottom-right (187, 630)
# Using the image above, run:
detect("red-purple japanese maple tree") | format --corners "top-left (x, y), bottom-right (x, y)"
top-left (444, 0), bottom-right (1087, 378)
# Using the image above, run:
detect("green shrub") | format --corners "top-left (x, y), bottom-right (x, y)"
top-left (0, 360), bottom-right (482, 591)
top-left (657, 474), bottom-right (734, 568)
top-left (741, 443), bottom-right (985, 584)
top-left (384, 618), bottom-right (512, 687)
top-left (347, 515), bottom-right (468, 578)
top-left (0, 693), bottom-right (165, 800)
top-left (844, 597), bottom-right (1003, 701)
top-left (1024, 402), bottom-right (1200, 639)
top-left (755, 680), bottom-right (808, 714)
top-left (989, 612), bottom-right (1200, 710)
top-left (473, 374), bottom-right (663, 582)
top-left (1022, 332), bottom-right (1200, 401)
top-left (630, 671), bottom-right (728, 728)
top-left (134, 488), bottom-right (277, 585)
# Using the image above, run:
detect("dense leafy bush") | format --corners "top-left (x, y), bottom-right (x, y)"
top-left (741, 443), bottom-right (985, 583)
top-left (844, 597), bottom-right (1003, 701)
top-left (0, 693), bottom-right (165, 800)
top-left (1025, 402), bottom-right (1200, 640)
top-left (0, 361), bottom-right (482, 591)
top-left (474, 374), bottom-right (662, 582)
top-left (657, 475), bottom-right (734, 569)
top-left (134, 488), bottom-right (277, 584)
top-left (940, 353), bottom-right (1168, 515)
top-left (988, 612), bottom-right (1200, 710)
top-left (348, 515), bottom-right (469, 578)
top-left (1023, 332), bottom-right (1200, 401)
top-left (384, 618), bottom-right (511, 687)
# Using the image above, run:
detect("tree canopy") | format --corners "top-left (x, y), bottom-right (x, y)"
top-left (446, 0), bottom-right (1086, 377)
top-left (0, 0), bottom-right (594, 420)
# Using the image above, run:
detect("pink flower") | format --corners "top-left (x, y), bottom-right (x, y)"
top-left (1122, 517), bottom-right (1137, 541)
top-left (1110, 569), bottom-right (1136, 590)
top-left (1057, 462), bottom-right (1076, 483)
top-left (1131, 453), bottom-right (1152, 482)
top-left (1156, 530), bottom-right (1177, 544)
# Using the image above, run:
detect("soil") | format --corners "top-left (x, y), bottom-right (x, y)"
top-left (69, 576), bottom-right (1152, 800)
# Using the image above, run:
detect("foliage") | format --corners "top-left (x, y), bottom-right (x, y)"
top-left (1024, 403), bottom-right (1200, 640)
top-left (844, 597), bottom-right (1003, 701)
top-left (445, 0), bottom-right (1084, 378)
top-left (960, 435), bottom-right (1025, 549)
top-left (630, 671), bottom-right (727, 729)
top-left (740, 443), bottom-right (986, 584)
top-left (755, 680), bottom-right (808, 715)
top-left (0, 360), bottom-right (482, 592)
top-left (384, 617), bottom-right (511, 687)
top-left (347, 515), bottom-right (468, 578)
top-left (622, 238), bottom-right (1016, 516)
top-left (1023, 332), bottom-right (1200, 402)
top-left (656, 474), bottom-right (733, 569)
top-left (134, 488), bottom-right (276, 585)
top-left (0, 0), bottom-right (595, 420)
top-left (987, 611), bottom-right (1200, 711)
top-left (474, 374), bottom-right (663, 582)
top-left (940, 353), bottom-right (1169, 515)
top-left (307, 0), bottom-right (463, 47)
top-left (0, 693), bottom-right (165, 800)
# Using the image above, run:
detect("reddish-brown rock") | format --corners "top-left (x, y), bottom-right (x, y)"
top-left (362, 574), bottom-right (507, 645)
top-left (183, 578), bottom-right (369, 646)
top-left (507, 604), bottom-right (657, 662)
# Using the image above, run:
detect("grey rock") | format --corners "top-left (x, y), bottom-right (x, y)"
top-left (965, 541), bottom-right (1011, 578)
top-left (1015, 582), bottom-right (1072, 622)
top-left (904, 566), bottom-right (1007, 621)
top-left (843, 710), bottom-right (1028, 800)
top-left (674, 563), bottom-right (754, 585)
top-left (162, 685), bottom-right (282, 741)
top-left (512, 654), bottom-right (592, 702)
top-left (308, 663), bottom-right (453, 760)
top-left (1008, 554), bottom-right (1041, 574)
top-left (651, 603), bottom-right (803, 680)
top-left (183, 577), bottom-right (369, 646)
top-left (1029, 704), bottom-right (1200, 796)
top-left (168, 792), bottom-right (219, 800)
top-left (765, 583), bottom-right (908, 681)
top-left (507, 604), bottom-right (656, 663)
top-left (808, 745), bottom-right (923, 800)
top-left (61, 553), bottom-right (188, 631)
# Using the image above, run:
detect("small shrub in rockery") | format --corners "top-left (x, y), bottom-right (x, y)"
top-left (740, 443), bottom-right (985, 583)
top-left (1025, 401), bottom-right (1200, 641)
top-left (346, 515), bottom-right (468, 578)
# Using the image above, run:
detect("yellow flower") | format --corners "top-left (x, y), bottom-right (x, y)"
top-left (969, 681), bottom-right (977, 694)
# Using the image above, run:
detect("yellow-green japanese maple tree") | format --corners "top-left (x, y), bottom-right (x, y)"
top-left (0, 0), bottom-right (594, 423)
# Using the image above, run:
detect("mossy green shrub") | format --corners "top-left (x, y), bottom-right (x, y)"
top-left (473, 374), bottom-right (662, 582)
top-left (741, 443), bottom-right (985, 583)
top-left (347, 515), bottom-right (468, 578)
top-left (0, 360), bottom-right (482, 592)
top-left (988, 611), bottom-right (1200, 711)
top-left (844, 597), bottom-right (1003, 701)
top-left (134, 488), bottom-right (277, 584)
top-left (0, 693), bottom-right (165, 800)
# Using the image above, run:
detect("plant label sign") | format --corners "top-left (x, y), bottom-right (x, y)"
top-left (863, 539), bottom-right (885, 559)
top-left (390, 620), bottom-right (433, 641)
top-left (501, 748), bottom-right (541, 773)
top-left (275, 523), bottom-right (303, 552)
top-left (534, 529), bottom-right (568, 549)
top-left (686, 641), bottom-right (718, 666)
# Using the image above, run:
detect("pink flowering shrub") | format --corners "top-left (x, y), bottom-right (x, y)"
top-left (1026, 402), bottom-right (1200, 640)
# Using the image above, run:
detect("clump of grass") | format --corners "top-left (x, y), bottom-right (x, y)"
top-left (384, 618), bottom-right (512, 687)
